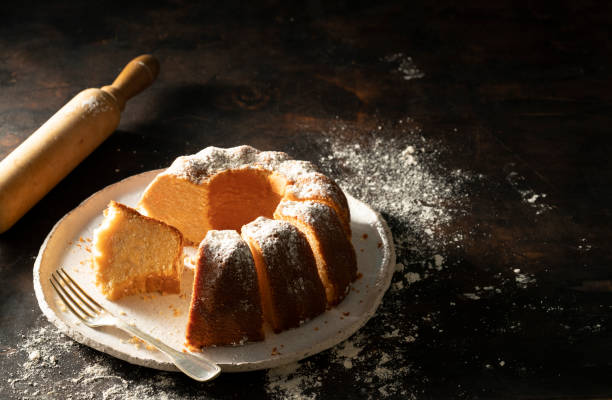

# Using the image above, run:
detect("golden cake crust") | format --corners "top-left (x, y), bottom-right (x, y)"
top-left (185, 230), bottom-right (263, 349)
top-left (274, 200), bottom-right (357, 305)
top-left (241, 217), bottom-right (326, 333)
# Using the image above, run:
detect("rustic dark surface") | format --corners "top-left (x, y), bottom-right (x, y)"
top-left (2, 1), bottom-right (612, 398)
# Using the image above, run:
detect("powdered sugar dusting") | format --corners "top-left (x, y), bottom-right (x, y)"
top-left (80, 96), bottom-right (112, 115)
top-left (383, 53), bottom-right (425, 81)
top-left (6, 321), bottom-right (193, 399)
top-left (506, 169), bottom-right (553, 215)
top-left (256, 150), bottom-right (292, 169)
top-left (265, 332), bottom-right (418, 399)
top-left (242, 217), bottom-right (314, 298)
top-left (58, 93), bottom-right (114, 120)
top-left (316, 123), bottom-right (472, 257)
top-left (201, 230), bottom-right (253, 272)
top-left (261, 120), bottom-right (469, 398)
top-left (288, 177), bottom-right (333, 199)
top-left (276, 160), bottom-right (320, 182)
top-left (242, 217), bottom-right (301, 261)
top-left (284, 173), bottom-right (347, 212)
top-left (199, 229), bottom-right (258, 293)
top-left (165, 145), bottom-right (260, 183)
top-left (163, 146), bottom-right (320, 185)
top-left (275, 200), bottom-right (331, 226)
top-left (266, 362), bottom-right (321, 400)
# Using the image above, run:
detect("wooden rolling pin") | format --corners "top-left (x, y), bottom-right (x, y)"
top-left (0, 54), bottom-right (160, 233)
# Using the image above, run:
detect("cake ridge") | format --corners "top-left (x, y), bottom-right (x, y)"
top-left (197, 230), bottom-right (257, 289)
top-left (185, 229), bottom-right (264, 348)
top-left (241, 217), bottom-right (326, 333)
top-left (274, 199), bottom-right (357, 305)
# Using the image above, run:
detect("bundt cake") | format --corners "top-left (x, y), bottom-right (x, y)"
top-left (241, 217), bottom-right (327, 333)
top-left (92, 201), bottom-right (184, 300)
top-left (131, 145), bottom-right (357, 347)
top-left (185, 230), bottom-right (264, 348)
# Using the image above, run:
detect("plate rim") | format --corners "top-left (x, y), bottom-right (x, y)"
top-left (33, 170), bottom-right (396, 373)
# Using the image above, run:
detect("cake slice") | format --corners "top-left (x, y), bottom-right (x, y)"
top-left (241, 217), bottom-right (326, 333)
top-left (185, 230), bottom-right (264, 348)
top-left (93, 201), bottom-right (184, 300)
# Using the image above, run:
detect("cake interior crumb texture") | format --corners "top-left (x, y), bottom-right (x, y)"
top-left (93, 201), bottom-right (184, 300)
top-left (138, 167), bottom-right (288, 244)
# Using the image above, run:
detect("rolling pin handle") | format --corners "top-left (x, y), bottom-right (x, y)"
top-left (102, 54), bottom-right (160, 111)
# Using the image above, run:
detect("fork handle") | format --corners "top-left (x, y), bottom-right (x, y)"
top-left (114, 319), bottom-right (221, 381)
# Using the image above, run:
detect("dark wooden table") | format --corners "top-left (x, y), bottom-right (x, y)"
top-left (2, 1), bottom-right (612, 398)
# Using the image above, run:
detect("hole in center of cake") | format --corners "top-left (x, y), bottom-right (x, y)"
top-left (207, 168), bottom-right (287, 232)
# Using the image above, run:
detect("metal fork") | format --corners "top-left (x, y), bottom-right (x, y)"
top-left (50, 267), bottom-right (221, 381)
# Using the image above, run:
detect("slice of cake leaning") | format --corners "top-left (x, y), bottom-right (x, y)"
top-left (93, 201), bottom-right (184, 300)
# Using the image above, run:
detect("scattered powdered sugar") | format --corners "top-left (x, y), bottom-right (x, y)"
top-left (265, 332), bottom-right (418, 399)
top-left (6, 320), bottom-right (199, 399)
top-left (266, 362), bottom-right (322, 400)
top-left (463, 293), bottom-right (481, 301)
top-left (57, 93), bottom-right (114, 120)
top-left (316, 121), bottom-right (472, 258)
top-left (265, 116), bottom-right (557, 397)
top-left (262, 120), bottom-right (470, 398)
top-left (382, 53), bottom-right (425, 81)
top-left (80, 96), bottom-right (112, 115)
top-left (8, 325), bottom-right (70, 386)
top-left (404, 271), bottom-right (421, 285)
top-left (506, 169), bottom-right (553, 215)
top-left (512, 268), bottom-right (537, 289)
top-left (577, 237), bottom-right (592, 252)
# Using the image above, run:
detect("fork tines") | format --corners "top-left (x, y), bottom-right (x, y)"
top-left (50, 268), bottom-right (103, 320)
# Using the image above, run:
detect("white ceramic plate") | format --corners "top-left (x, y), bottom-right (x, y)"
top-left (33, 170), bottom-right (395, 372)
